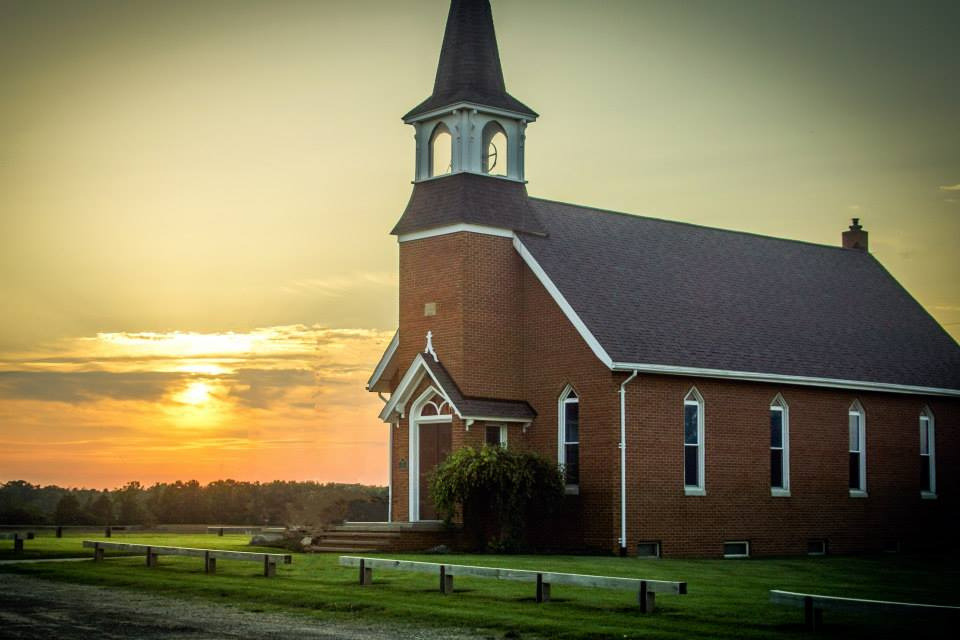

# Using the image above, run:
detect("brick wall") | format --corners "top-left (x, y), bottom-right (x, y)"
top-left (389, 228), bottom-right (958, 557)
top-left (624, 377), bottom-right (959, 557)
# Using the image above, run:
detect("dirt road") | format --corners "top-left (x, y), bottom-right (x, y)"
top-left (0, 573), bottom-right (496, 639)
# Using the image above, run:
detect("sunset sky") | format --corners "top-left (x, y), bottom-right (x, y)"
top-left (1, 0), bottom-right (958, 488)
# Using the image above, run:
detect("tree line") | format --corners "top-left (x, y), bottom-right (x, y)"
top-left (0, 479), bottom-right (387, 527)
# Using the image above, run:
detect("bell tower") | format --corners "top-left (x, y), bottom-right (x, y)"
top-left (403, 0), bottom-right (537, 183)
top-left (391, 0), bottom-right (544, 402)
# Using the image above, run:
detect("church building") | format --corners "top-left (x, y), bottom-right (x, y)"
top-left (366, 0), bottom-right (960, 557)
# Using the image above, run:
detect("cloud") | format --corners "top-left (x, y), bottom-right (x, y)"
top-left (226, 368), bottom-right (316, 409)
top-left (0, 370), bottom-right (184, 403)
top-left (939, 183), bottom-right (960, 192)
top-left (281, 272), bottom-right (397, 297)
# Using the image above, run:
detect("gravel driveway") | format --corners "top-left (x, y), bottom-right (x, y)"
top-left (0, 572), bottom-right (502, 639)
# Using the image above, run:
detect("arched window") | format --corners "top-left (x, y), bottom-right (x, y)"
top-left (558, 385), bottom-right (579, 489)
top-left (920, 406), bottom-right (936, 497)
top-left (770, 394), bottom-right (789, 495)
top-left (848, 400), bottom-right (866, 495)
top-left (418, 394), bottom-right (452, 417)
top-left (684, 388), bottom-right (705, 494)
top-left (429, 122), bottom-right (452, 177)
top-left (481, 121), bottom-right (507, 176)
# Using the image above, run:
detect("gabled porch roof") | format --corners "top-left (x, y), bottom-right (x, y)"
top-left (379, 352), bottom-right (535, 425)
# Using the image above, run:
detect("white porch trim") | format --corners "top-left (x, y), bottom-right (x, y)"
top-left (366, 330), bottom-right (399, 391)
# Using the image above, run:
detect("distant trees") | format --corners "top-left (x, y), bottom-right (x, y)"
top-left (53, 494), bottom-right (83, 525)
top-left (0, 480), bottom-right (387, 526)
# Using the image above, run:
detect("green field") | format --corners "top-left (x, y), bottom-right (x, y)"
top-left (2, 532), bottom-right (956, 639)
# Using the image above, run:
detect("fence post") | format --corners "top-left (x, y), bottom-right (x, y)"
top-left (536, 573), bottom-right (551, 603)
top-left (56, 526), bottom-right (63, 538)
top-left (439, 565), bottom-right (453, 594)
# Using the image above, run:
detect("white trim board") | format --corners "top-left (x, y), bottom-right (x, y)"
top-left (379, 354), bottom-right (461, 422)
top-left (403, 101), bottom-right (537, 125)
top-left (366, 330), bottom-right (399, 391)
top-left (610, 361), bottom-right (960, 398)
top-left (512, 237), bottom-right (614, 368)
top-left (398, 223), bottom-right (514, 243)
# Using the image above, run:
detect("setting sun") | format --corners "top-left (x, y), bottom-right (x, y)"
top-left (177, 381), bottom-right (212, 406)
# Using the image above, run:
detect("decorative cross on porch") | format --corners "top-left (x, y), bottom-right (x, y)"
top-left (424, 330), bottom-right (439, 362)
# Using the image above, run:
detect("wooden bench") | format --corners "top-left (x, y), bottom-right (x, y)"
top-left (0, 532), bottom-right (35, 553)
top-left (770, 589), bottom-right (960, 631)
top-left (82, 541), bottom-right (292, 577)
top-left (340, 556), bottom-right (686, 612)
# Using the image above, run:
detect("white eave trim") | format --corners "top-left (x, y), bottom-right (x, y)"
top-left (403, 101), bottom-right (538, 125)
top-left (366, 330), bottom-right (399, 391)
top-left (512, 236), bottom-right (614, 368)
top-left (463, 416), bottom-right (532, 424)
top-left (398, 223), bottom-right (514, 243)
top-left (610, 361), bottom-right (960, 398)
top-left (378, 353), bottom-right (463, 422)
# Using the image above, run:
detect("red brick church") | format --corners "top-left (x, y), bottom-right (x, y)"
top-left (366, 0), bottom-right (959, 557)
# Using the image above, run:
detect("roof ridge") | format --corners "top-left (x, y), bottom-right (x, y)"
top-left (526, 195), bottom-right (861, 254)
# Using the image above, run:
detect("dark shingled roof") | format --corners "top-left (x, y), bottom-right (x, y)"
top-left (423, 356), bottom-right (536, 420)
top-left (392, 172), bottom-right (547, 236)
top-left (404, 0), bottom-right (536, 121)
top-left (520, 199), bottom-right (960, 392)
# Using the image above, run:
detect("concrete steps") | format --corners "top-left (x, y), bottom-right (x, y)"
top-left (309, 522), bottom-right (457, 553)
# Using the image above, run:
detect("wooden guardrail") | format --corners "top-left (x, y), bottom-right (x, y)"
top-left (0, 532), bottom-right (35, 553)
top-left (340, 556), bottom-right (685, 612)
top-left (770, 589), bottom-right (960, 631)
top-left (83, 540), bottom-right (292, 577)
top-left (207, 526), bottom-right (286, 536)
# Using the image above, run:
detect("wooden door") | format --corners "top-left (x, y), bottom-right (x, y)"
top-left (418, 422), bottom-right (452, 520)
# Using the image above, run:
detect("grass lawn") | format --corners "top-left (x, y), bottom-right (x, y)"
top-left (1, 531), bottom-right (957, 639)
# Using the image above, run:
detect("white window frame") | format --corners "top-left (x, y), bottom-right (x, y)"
top-left (807, 539), bottom-right (827, 556)
top-left (558, 385), bottom-right (580, 494)
top-left (723, 540), bottom-right (750, 558)
top-left (485, 423), bottom-right (508, 448)
top-left (920, 407), bottom-right (936, 499)
top-left (770, 394), bottom-right (790, 497)
top-left (683, 387), bottom-right (706, 496)
top-left (848, 400), bottom-right (867, 497)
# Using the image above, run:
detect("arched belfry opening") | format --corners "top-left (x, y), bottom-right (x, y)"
top-left (429, 122), bottom-right (452, 178)
top-left (482, 120), bottom-right (508, 176)
top-left (402, 0), bottom-right (537, 183)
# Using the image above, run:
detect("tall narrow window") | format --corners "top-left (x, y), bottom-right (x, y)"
top-left (770, 394), bottom-right (790, 495)
top-left (429, 122), bottom-right (452, 177)
top-left (684, 388), bottom-right (705, 494)
top-left (920, 407), bottom-right (936, 497)
top-left (558, 386), bottom-right (579, 489)
top-left (848, 401), bottom-right (866, 495)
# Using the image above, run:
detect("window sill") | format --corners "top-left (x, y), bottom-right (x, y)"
top-left (921, 491), bottom-right (937, 500)
top-left (849, 489), bottom-right (868, 498)
top-left (684, 486), bottom-right (706, 497)
top-left (770, 488), bottom-right (791, 497)
top-left (564, 484), bottom-right (580, 495)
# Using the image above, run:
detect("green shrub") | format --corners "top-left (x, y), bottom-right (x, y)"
top-left (430, 445), bottom-right (565, 551)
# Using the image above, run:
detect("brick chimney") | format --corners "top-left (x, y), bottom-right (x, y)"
top-left (842, 218), bottom-right (868, 251)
